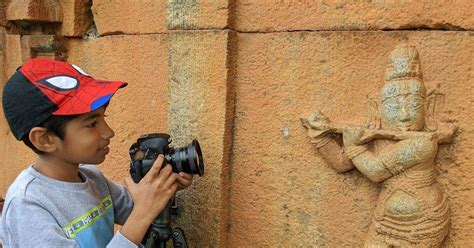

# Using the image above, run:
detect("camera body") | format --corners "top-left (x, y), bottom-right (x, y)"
top-left (129, 133), bottom-right (204, 183)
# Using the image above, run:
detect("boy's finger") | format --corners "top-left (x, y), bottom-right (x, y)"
top-left (163, 172), bottom-right (179, 189)
top-left (150, 169), bottom-right (176, 192)
top-left (176, 176), bottom-right (191, 185)
top-left (155, 164), bottom-right (173, 182)
top-left (144, 154), bottom-right (166, 179)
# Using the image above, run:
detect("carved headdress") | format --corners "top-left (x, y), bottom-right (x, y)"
top-left (382, 44), bottom-right (426, 100)
top-left (385, 44), bottom-right (423, 81)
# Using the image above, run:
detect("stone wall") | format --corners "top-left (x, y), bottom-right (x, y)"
top-left (0, 0), bottom-right (473, 247)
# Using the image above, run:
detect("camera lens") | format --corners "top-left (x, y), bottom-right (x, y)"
top-left (190, 140), bottom-right (204, 176)
top-left (168, 140), bottom-right (204, 176)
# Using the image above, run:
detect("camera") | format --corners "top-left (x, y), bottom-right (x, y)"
top-left (129, 133), bottom-right (204, 183)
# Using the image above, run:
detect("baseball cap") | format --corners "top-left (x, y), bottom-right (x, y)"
top-left (2, 58), bottom-right (127, 140)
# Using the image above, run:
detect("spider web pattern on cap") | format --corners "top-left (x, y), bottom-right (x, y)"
top-left (20, 58), bottom-right (127, 115)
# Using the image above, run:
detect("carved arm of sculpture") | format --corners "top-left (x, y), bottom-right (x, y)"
top-left (342, 128), bottom-right (437, 182)
top-left (302, 110), bottom-right (440, 180)
top-left (301, 111), bottom-right (354, 172)
top-left (435, 123), bottom-right (458, 144)
top-left (311, 134), bottom-right (354, 172)
top-left (301, 110), bottom-right (427, 173)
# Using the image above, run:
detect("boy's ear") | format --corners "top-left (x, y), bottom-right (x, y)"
top-left (28, 127), bottom-right (59, 153)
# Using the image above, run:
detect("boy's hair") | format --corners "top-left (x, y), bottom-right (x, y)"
top-left (2, 58), bottom-right (127, 143)
top-left (22, 114), bottom-right (78, 155)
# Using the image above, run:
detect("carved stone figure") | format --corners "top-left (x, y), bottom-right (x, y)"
top-left (302, 44), bottom-right (457, 247)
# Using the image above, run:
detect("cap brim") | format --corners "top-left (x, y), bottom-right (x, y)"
top-left (53, 80), bottom-right (127, 115)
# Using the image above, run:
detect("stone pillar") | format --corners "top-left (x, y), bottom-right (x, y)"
top-left (166, 1), bottom-right (234, 247)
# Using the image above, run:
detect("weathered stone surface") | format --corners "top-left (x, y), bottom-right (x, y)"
top-left (167, 30), bottom-right (233, 247)
top-left (66, 34), bottom-right (169, 183)
top-left (232, 0), bottom-right (474, 31)
top-left (59, 0), bottom-right (93, 37)
top-left (229, 31), bottom-right (473, 247)
top-left (167, 0), bottom-right (229, 30)
top-left (0, 27), bottom-right (5, 85)
top-left (0, 133), bottom-right (33, 198)
top-left (91, 0), bottom-right (167, 35)
top-left (6, 0), bottom-right (62, 23)
top-left (3, 33), bottom-right (22, 79)
top-left (0, 0), bottom-right (8, 26)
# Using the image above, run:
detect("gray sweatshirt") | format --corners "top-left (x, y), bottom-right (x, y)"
top-left (0, 164), bottom-right (141, 247)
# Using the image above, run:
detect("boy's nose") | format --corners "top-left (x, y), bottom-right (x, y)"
top-left (101, 122), bottom-right (115, 139)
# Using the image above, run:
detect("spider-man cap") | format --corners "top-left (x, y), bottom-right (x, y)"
top-left (2, 58), bottom-right (127, 140)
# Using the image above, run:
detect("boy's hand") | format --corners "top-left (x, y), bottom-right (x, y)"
top-left (121, 155), bottom-right (179, 244)
top-left (124, 154), bottom-right (178, 222)
top-left (177, 172), bottom-right (193, 190)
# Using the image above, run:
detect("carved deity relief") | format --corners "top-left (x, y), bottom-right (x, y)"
top-left (301, 44), bottom-right (457, 247)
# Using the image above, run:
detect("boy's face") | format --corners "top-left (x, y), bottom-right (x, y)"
top-left (55, 107), bottom-right (114, 165)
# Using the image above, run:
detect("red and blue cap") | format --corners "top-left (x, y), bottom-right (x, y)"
top-left (2, 58), bottom-right (127, 140)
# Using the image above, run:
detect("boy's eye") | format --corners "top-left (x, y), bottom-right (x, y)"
top-left (86, 121), bottom-right (98, 128)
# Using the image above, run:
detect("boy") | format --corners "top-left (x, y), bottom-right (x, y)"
top-left (0, 58), bottom-right (193, 247)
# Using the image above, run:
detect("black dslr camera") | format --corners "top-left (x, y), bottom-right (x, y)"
top-left (129, 133), bottom-right (204, 183)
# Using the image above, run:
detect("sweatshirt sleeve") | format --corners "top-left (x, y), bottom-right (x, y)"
top-left (108, 231), bottom-right (144, 248)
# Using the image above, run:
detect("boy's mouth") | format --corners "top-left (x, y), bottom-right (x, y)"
top-left (99, 144), bottom-right (110, 154)
top-left (100, 146), bottom-right (110, 154)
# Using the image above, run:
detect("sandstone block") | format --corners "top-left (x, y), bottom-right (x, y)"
top-left (0, 0), bottom-right (7, 26)
top-left (6, 0), bottom-right (62, 23)
top-left (167, 30), bottom-right (233, 247)
top-left (91, 0), bottom-right (167, 35)
top-left (167, 0), bottom-right (229, 30)
top-left (233, 0), bottom-right (474, 31)
top-left (3, 33), bottom-right (22, 78)
top-left (59, 0), bottom-right (93, 37)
